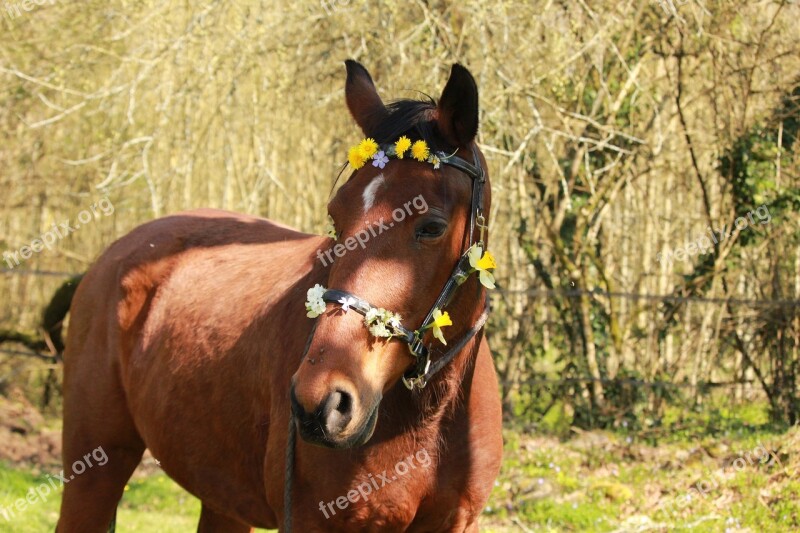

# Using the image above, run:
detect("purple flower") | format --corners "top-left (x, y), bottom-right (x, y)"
top-left (372, 150), bottom-right (389, 169)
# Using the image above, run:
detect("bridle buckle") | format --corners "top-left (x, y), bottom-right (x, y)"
top-left (476, 212), bottom-right (488, 246)
top-left (402, 356), bottom-right (431, 390)
top-left (409, 337), bottom-right (427, 358)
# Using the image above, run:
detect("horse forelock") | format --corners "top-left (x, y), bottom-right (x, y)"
top-left (343, 97), bottom-right (456, 184)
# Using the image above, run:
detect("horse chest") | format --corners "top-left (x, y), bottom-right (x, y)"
top-left (307, 458), bottom-right (471, 531)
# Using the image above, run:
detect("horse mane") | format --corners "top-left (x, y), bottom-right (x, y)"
top-left (373, 97), bottom-right (437, 143)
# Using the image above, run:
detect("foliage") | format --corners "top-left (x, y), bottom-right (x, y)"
top-left (0, 1), bottom-right (798, 427)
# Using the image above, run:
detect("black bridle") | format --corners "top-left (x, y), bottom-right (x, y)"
top-left (320, 144), bottom-right (489, 390)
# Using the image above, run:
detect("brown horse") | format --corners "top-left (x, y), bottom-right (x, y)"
top-left (57, 60), bottom-right (502, 532)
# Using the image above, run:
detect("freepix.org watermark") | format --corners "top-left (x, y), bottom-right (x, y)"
top-left (2, 196), bottom-right (114, 270)
top-left (320, 0), bottom-right (350, 15)
top-left (657, 441), bottom-right (777, 520)
top-left (656, 204), bottom-right (771, 265)
top-left (2, 0), bottom-right (57, 20)
top-left (318, 448), bottom-right (432, 519)
top-left (0, 446), bottom-right (109, 522)
top-left (316, 194), bottom-right (428, 267)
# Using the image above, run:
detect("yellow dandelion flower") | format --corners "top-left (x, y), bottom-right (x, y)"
top-left (348, 145), bottom-right (367, 169)
top-left (411, 140), bottom-right (429, 162)
top-left (395, 136), bottom-right (412, 159)
top-left (358, 138), bottom-right (379, 159)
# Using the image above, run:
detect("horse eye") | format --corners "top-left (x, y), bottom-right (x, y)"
top-left (415, 220), bottom-right (448, 240)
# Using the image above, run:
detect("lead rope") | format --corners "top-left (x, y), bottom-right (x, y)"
top-left (283, 413), bottom-right (295, 532)
top-left (283, 318), bottom-right (318, 532)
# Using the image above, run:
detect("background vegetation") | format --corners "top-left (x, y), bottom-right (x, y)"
top-left (1, 0), bottom-right (798, 530)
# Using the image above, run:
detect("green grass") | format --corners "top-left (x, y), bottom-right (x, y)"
top-left (0, 466), bottom-right (276, 532)
top-left (0, 465), bottom-right (55, 532)
top-left (481, 401), bottom-right (799, 532)
top-left (117, 474), bottom-right (204, 532)
top-left (0, 466), bottom-right (197, 532)
top-left (1, 401), bottom-right (797, 532)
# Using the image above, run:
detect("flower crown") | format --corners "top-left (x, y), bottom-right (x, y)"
top-left (348, 136), bottom-right (444, 170)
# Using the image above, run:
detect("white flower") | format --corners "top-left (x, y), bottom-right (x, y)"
top-left (307, 283), bottom-right (325, 301)
top-left (305, 284), bottom-right (327, 318)
top-left (430, 154), bottom-right (441, 169)
top-left (364, 307), bottom-right (400, 339)
top-left (387, 315), bottom-right (403, 331)
top-left (365, 308), bottom-right (380, 324)
top-left (338, 296), bottom-right (357, 313)
top-left (369, 322), bottom-right (392, 338)
top-left (372, 150), bottom-right (389, 169)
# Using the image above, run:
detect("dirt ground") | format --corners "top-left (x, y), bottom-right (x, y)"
top-left (0, 389), bottom-right (164, 479)
top-left (0, 392), bottom-right (60, 470)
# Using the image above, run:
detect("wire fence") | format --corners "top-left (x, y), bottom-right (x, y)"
top-left (0, 348), bottom-right (58, 362)
top-left (4, 268), bottom-right (800, 307)
top-left (2, 268), bottom-right (796, 395)
top-left (0, 344), bottom-right (755, 391)
top-left (1, 268), bottom-right (79, 278)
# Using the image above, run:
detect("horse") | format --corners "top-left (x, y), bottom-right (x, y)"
top-left (56, 60), bottom-right (502, 532)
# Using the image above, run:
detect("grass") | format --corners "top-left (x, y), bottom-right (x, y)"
top-left (0, 466), bottom-right (279, 532)
top-left (0, 465), bottom-right (55, 532)
top-left (1, 402), bottom-right (797, 532)
top-left (0, 467), bottom-right (209, 532)
top-left (482, 402), bottom-right (800, 532)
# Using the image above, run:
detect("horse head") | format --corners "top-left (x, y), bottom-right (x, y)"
top-left (290, 60), bottom-right (492, 449)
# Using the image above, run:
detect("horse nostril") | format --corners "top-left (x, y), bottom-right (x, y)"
top-left (334, 390), bottom-right (352, 415)
top-left (322, 389), bottom-right (353, 434)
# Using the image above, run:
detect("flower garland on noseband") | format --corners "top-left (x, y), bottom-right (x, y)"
top-left (305, 241), bottom-right (494, 346)
top-left (305, 136), bottom-right (497, 351)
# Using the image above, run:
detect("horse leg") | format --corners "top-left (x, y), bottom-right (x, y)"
top-left (56, 426), bottom-right (144, 532)
top-left (198, 504), bottom-right (253, 532)
top-left (443, 509), bottom-right (481, 533)
top-left (57, 335), bottom-right (146, 532)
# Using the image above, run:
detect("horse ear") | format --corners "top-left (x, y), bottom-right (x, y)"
top-left (345, 60), bottom-right (388, 137)
top-left (437, 64), bottom-right (479, 148)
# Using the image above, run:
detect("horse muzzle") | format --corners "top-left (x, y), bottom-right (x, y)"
top-left (290, 384), bottom-right (380, 449)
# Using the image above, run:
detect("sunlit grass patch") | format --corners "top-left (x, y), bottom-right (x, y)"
top-left (0, 463), bottom-right (60, 532)
top-left (0, 464), bottom-right (275, 533)
top-left (484, 421), bottom-right (799, 531)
